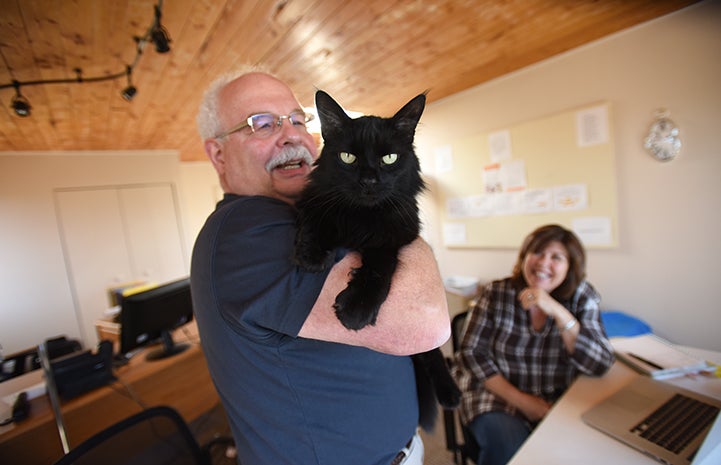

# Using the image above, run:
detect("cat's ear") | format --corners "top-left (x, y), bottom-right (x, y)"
top-left (315, 90), bottom-right (350, 137)
top-left (393, 92), bottom-right (426, 133)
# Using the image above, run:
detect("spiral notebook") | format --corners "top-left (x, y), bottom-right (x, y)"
top-left (582, 376), bottom-right (721, 465)
top-left (612, 334), bottom-right (713, 380)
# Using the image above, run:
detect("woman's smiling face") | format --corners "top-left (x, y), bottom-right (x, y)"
top-left (522, 240), bottom-right (570, 293)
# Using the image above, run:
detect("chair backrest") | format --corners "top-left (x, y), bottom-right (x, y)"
top-left (600, 310), bottom-right (652, 337)
top-left (451, 311), bottom-right (469, 353)
top-left (447, 309), bottom-right (480, 464)
top-left (52, 406), bottom-right (209, 465)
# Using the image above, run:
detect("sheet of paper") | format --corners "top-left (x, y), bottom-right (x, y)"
top-left (482, 163), bottom-right (502, 193)
top-left (446, 197), bottom-right (468, 219)
top-left (553, 184), bottom-right (587, 211)
top-left (611, 334), bottom-right (711, 376)
top-left (488, 129), bottom-right (512, 162)
top-left (500, 159), bottom-right (527, 192)
top-left (434, 145), bottom-right (453, 173)
top-left (466, 195), bottom-right (494, 217)
top-left (443, 222), bottom-right (466, 245)
top-left (576, 105), bottom-right (609, 147)
top-left (572, 217), bottom-right (612, 246)
top-left (524, 188), bottom-right (553, 213)
top-left (493, 192), bottom-right (524, 216)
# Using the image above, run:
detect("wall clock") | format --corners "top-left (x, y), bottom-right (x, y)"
top-left (644, 109), bottom-right (681, 162)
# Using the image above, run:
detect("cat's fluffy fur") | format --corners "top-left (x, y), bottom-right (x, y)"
top-left (294, 90), bottom-right (460, 430)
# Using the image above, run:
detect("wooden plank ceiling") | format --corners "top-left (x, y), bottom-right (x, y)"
top-left (0, 0), bottom-right (698, 162)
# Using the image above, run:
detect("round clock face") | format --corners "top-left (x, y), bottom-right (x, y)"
top-left (644, 117), bottom-right (681, 161)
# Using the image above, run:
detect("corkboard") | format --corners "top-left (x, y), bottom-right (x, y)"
top-left (434, 102), bottom-right (618, 249)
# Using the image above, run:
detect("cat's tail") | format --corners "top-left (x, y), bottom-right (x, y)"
top-left (411, 355), bottom-right (439, 432)
top-left (411, 349), bottom-right (462, 432)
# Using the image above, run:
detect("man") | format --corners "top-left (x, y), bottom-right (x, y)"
top-left (191, 67), bottom-right (450, 465)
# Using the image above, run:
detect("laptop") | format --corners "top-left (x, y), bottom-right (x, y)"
top-left (582, 376), bottom-right (721, 465)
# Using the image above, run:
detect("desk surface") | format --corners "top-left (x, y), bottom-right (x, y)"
top-left (0, 326), bottom-right (220, 465)
top-left (508, 346), bottom-right (721, 465)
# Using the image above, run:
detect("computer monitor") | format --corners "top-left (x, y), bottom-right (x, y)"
top-left (119, 277), bottom-right (193, 361)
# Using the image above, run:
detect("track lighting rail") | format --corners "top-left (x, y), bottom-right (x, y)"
top-left (0, 1), bottom-right (170, 117)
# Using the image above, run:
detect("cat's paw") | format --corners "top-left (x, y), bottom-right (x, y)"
top-left (333, 288), bottom-right (379, 330)
top-left (293, 247), bottom-right (334, 272)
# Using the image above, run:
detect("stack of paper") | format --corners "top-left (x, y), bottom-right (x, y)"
top-left (611, 334), bottom-right (714, 380)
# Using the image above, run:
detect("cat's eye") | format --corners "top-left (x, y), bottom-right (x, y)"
top-left (339, 152), bottom-right (357, 164)
top-left (382, 153), bottom-right (398, 165)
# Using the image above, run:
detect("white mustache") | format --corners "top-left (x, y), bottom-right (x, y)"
top-left (265, 145), bottom-right (314, 172)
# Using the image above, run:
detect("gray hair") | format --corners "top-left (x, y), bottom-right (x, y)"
top-left (196, 64), bottom-right (271, 140)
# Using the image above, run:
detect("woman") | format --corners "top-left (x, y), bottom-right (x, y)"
top-left (453, 224), bottom-right (614, 465)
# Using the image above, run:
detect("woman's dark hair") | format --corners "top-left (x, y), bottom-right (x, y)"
top-left (510, 224), bottom-right (586, 301)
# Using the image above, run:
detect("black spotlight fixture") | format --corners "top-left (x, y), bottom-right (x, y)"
top-left (11, 81), bottom-right (31, 117)
top-left (150, 5), bottom-right (171, 53)
top-left (121, 66), bottom-right (137, 101)
top-left (121, 85), bottom-right (137, 101)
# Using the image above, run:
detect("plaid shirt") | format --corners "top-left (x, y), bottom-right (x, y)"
top-left (453, 278), bottom-right (614, 425)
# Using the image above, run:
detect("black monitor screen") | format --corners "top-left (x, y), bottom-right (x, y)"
top-left (119, 277), bottom-right (193, 361)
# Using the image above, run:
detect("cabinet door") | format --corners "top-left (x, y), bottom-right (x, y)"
top-left (55, 188), bottom-right (134, 345)
top-left (119, 184), bottom-right (187, 284)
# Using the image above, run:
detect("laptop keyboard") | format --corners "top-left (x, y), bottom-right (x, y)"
top-left (630, 394), bottom-right (720, 454)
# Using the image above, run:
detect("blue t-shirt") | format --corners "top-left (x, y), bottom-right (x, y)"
top-left (191, 195), bottom-right (418, 465)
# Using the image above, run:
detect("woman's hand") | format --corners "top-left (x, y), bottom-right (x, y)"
top-left (519, 287), bottom-right (579, 353)
top-left (484, 375), bottom-right (552, 423)
top-left (517, 392), bottom-right (552, 423)
top-left (519, 287), bottom-right (563, 319)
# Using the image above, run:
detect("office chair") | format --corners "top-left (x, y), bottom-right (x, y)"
top-left (443, 310), bottom-right (480, 464)
top-left (51, 405), bottom-right (226, 465)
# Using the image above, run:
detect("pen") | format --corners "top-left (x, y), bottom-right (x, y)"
top-left (627, 352), bottom-right (664, 370)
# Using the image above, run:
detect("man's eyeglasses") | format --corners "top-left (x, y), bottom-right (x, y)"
top-left (215, 110), bottom-right (314, 139)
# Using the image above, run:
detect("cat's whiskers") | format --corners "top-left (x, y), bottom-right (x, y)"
top-left (384, 195), bottom-right (417, 226)
top-left (300, 190), bottom-right (347, 224)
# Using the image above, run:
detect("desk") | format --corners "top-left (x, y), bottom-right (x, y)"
top-left (0, 333), bottom-right (220, 465)
top-left (509, 347), bottom-right (721, 464)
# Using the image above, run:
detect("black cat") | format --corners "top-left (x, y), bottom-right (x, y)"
top-left (293, 90), bottom-right (460, 431)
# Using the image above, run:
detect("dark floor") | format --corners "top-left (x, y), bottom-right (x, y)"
top-left (189, 403), bottom-right (237, 465)
top-left (421, 406), bottom-right (461, 465)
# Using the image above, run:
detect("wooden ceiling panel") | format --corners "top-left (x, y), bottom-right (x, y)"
top-left (0, 0), bottom-right (699, 161)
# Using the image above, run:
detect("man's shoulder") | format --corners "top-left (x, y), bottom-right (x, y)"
top-left (211, 194), bottom-right (294, 224)
top-left (216, 194), bottom-right (291, 211)
top-left (194, 194), bottom-right (296, 256)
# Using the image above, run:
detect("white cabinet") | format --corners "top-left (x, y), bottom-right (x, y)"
top-left (118, 185), bottom-right (187, 282)
top-left (55, 183), bottom-right (187, 347)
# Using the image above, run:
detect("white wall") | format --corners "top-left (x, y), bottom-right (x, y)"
top-left (178, 161), bottom-right (224, 253)
top-left (416, 0), bottom-right (721, 350)
top-left (0, 151), bottom-right (219, 354)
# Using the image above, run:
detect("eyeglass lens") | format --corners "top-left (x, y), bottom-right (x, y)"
top-left (249, 111), bottom-right (310, 137)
